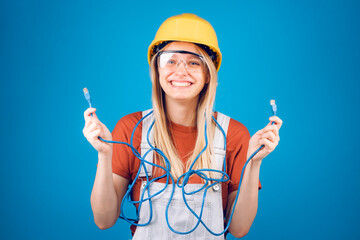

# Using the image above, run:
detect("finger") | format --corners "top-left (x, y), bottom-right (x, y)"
top-left (269, 116), bottom-right (283, 130)
top-left (84, 108), bottom-right (97, 121)
top-left (84, 107), bottom-right (96, 118)
top-left (84, 118), bottom-right (92, 129)
top-left (92, 111), bottom-right (99, 120)
top-left (262, 131), bottom-right (277, 143)
top-left (88, 129), bottom-right (101, 141)
top-left (84, 122), bottom-right (101, 137)
top-left (84, 115), bottom-right (97, 127)
top-left (98, 121), bottom-right (106, 129)
top-left (99, 121), bottom-right (109, 134)
top-left (85, 116), bottom-right (101, 129)
top-left (83, 120), bottom-right (94, 135)
top-left (88, 122), bottom-right (99, 133)
top-left (263, 124), bottom-right (279, 137)
top-left (259, 138), bottom-right (276, 153)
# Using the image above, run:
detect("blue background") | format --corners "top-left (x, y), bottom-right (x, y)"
top-left (1, 0), bottom-right (359, 239)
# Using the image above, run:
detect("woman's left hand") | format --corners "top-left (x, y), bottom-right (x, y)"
top-left (247, 116), bottom-right (283, 162)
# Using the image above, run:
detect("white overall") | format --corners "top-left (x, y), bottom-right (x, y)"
top-left (132, 110), bottom-right (230, 240)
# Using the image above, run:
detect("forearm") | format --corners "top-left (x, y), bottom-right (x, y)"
top-left (228, 159), bottom-right (262, 237)
top-left (90, 151), bottom-right (119, 229)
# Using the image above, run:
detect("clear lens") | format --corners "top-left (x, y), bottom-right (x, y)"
top-left (158, 51), bottom-right (204, 73)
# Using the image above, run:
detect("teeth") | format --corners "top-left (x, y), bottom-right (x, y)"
top-left (171, 81), bottom-right (191, 87)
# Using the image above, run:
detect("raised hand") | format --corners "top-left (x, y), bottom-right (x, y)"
top-left (247, 116), bottom-right (283, 162)
top-left (83, 108), bottom-right (113, 154)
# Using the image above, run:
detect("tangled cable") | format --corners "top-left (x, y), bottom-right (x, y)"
top-left (98, 110), bottom-right (273, 236)
top-left (84, 87), bottom-right (277, 236)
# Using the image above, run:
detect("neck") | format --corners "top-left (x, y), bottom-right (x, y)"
top-left (165, 97), bottom-right (198, 127)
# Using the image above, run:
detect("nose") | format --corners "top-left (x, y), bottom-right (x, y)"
top-left (174, 59), bottom-right (188, 74)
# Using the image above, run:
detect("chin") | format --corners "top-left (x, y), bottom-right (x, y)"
top-left (172, 95), bottom-right (193, 101)
top-left (166, 94), bottom-right (198, 102)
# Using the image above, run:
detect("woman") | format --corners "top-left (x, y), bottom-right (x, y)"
top-left (83, 13), bottom-right (283, 239)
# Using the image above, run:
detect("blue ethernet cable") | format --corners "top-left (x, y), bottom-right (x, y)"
top-left (83, 87), bottom-right (278, 235)
top-left (83, 88), bottom-right (92, 108)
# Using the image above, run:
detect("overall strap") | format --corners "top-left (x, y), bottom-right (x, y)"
top-left (139, 109), bottom-right (155, 178)
top-left (213, 112), bottom-right (231, 171)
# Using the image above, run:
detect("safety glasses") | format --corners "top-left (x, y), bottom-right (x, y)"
top-left (157, 50), bottom-right (205, 73)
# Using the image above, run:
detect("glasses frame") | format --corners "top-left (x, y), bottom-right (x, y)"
top-left (157, 50), bottom-right (205, 72)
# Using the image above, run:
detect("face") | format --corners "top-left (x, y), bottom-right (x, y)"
top-left (157, 42), bottom-right (207, 104)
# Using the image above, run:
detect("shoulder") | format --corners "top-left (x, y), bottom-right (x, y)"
top-left (116, 111), bottom-right (143, 126)
top-left (216, 112), bottom-right (250, 150)
top-left (215, 111), bottom-right (249, 137)
top-left (112, 111), bottom-right (143, 137)
top-left (228, 118), bottom-right (250, 139)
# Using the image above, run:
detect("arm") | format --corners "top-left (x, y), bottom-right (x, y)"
top-left (83, 107), bottom-right (130, 229)
top-left (226, 159), bottom-right (262, 238)
top-left (90, 152), bottom-right (129, 230)
top-left (226, 116), bottom-right (283, 238)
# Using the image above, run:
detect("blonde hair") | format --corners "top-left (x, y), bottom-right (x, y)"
top-left (149, 44), bottom-right (218, 181)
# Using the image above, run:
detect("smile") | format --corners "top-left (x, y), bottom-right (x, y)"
top-left (170, 81), bottom-right (192, 87)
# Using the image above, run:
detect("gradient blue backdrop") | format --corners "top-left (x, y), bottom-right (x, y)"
top-left (1, 0), bottom-right (359, 239)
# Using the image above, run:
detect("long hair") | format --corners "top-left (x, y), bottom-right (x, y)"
top-left (149, 44), bottom-right (218, 181)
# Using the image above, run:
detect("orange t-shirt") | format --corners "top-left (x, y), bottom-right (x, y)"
top-left (111, 111), bottom-right (261, 232)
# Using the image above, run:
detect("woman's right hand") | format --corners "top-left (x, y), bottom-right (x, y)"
top-left (83, 108), bottom-right (113, 154)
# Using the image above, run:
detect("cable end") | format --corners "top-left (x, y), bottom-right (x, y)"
top-left (270, 99), bottom-right (277, 116)
top-left (83, 87), bottom-right (92, 108)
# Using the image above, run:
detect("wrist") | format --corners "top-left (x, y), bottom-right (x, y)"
top-left (98, 151), bottom-right (113, 161)
top-left (247, 152), bottom-right (263, 165)
top-left (250, 158), bottom-right (262, 168)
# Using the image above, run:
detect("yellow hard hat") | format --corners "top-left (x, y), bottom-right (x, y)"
top-left (148, 13), bottom-right (222, 71)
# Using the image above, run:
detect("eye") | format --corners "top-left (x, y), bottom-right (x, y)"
top-left (166, 59), bottom-right (176, 65)
top-left (188, 60), bottom-right (201, 67)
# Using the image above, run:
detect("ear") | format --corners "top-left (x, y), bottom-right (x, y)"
top-left (205, 72), bottom-right (210, 84)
